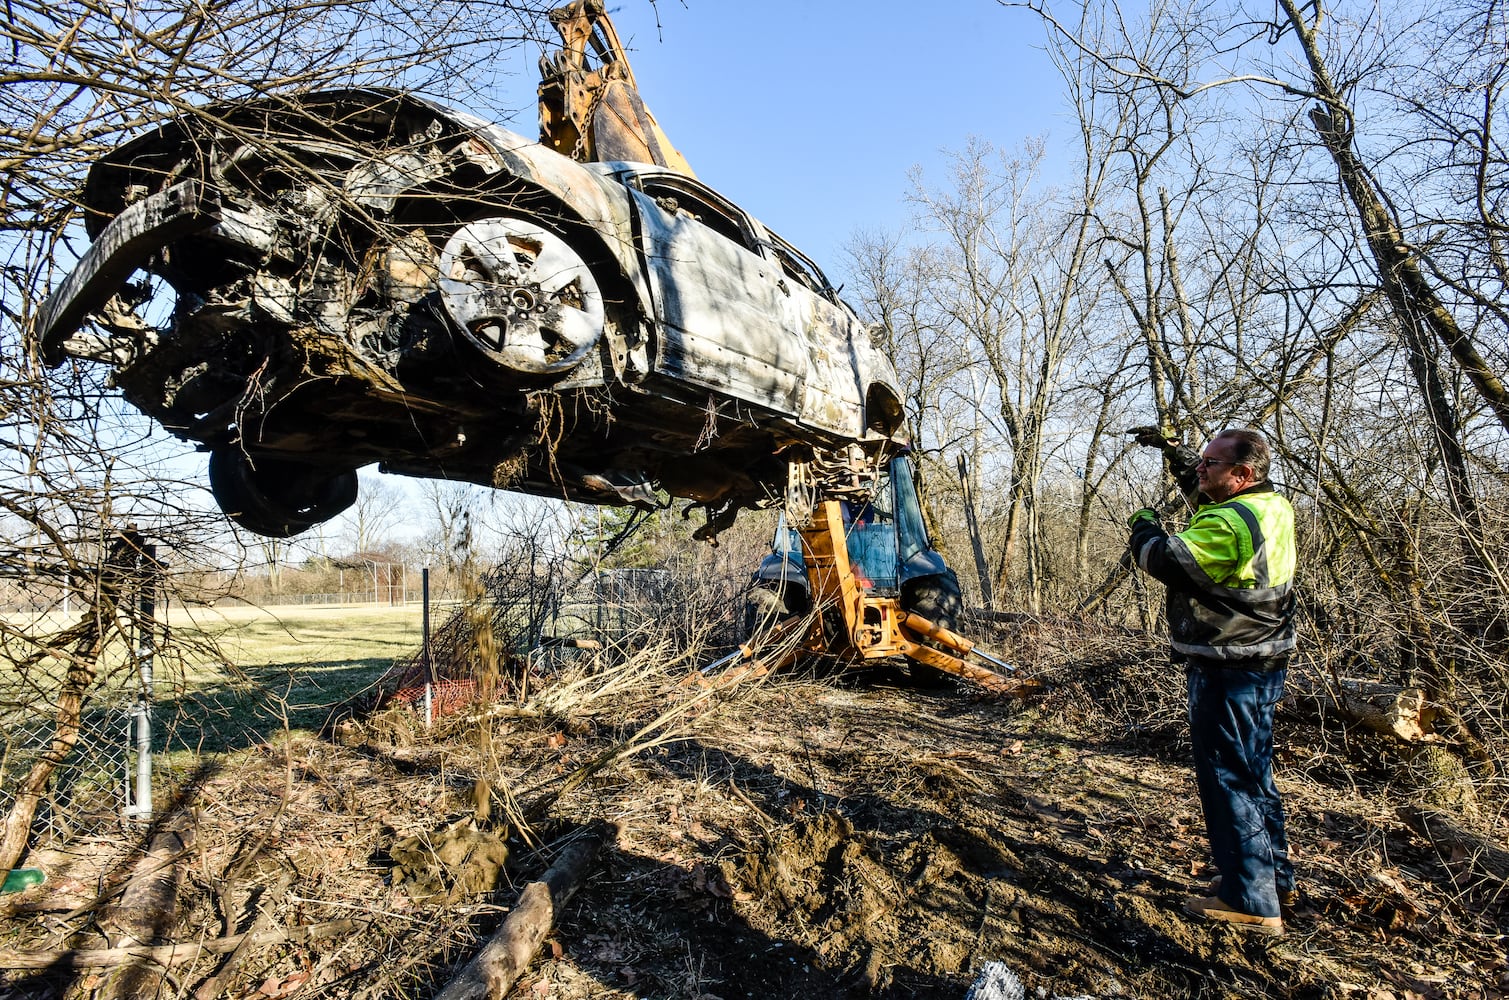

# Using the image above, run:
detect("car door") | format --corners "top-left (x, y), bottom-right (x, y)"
top-left (763, 234), bottom-right (866, 439)
top-left (625, 173), bottom-right (804, 416)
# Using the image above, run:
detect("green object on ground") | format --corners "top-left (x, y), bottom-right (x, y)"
top-left (1, 867), bottom-right (46, 893)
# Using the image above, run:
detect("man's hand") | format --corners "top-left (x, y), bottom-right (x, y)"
top-left (1128, 508), bottom-right (1159, 529)
top-left (1127, 425), bottom-right (1180, 450)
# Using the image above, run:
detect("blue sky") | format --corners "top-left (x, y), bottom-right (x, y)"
top-left (492, 0), bottom-right (1067, 273)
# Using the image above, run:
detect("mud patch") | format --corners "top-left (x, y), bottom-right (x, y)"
top-left (390, 817), bottom-right (510, 904)
top-left (725, 811), bottom-right (1012, 990)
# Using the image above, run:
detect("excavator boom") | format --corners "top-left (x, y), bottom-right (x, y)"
top-left (539, 0), bottom-right (696, 176)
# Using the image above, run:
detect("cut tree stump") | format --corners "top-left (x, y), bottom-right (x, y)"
top-left (435, 819), bottom-right (617, 1000)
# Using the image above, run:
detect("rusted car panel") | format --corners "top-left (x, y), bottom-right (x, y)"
top-left (627, 179), bottom-right (805, 417)
top-left (36, 88), bottom-right (905, 538)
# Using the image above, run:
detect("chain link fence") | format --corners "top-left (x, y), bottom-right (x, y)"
top-left (0, 533), bottom-right (161, 855)
top-left (0, 696), bottom-right (146, 845)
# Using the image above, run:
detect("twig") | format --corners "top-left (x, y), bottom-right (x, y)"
top-left (0, 918), bottom-right (361, 970)
top-left (521, 666), bottom-right (755, 823)
top-left (286, 892), bottom-right (435, 925)
top-left (191, 872), bottom-right (291, 1000)
top-left (726, 778), bottom-right (776, 830)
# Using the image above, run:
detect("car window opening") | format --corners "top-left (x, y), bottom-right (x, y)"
top-left (640, 179), bottom-right (753, 250)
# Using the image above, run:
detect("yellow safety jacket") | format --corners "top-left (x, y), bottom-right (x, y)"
top-left (1129, 485), bottom-right (1297, 662)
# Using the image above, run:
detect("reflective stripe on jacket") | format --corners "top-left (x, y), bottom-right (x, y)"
top-left (1129, 485), bottom-right (1297, 661)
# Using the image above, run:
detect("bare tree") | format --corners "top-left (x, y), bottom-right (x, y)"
top-left (1006, 0), bottom-right (1507, 444)
top-left (342, 474), bottom-right (408, 556)
top-left (0, 0), bottom-right (590, 872)
top-left (845, 230), bottom-right (972, 462)
top-left (1002, 0), bottom-right (1509, 801)
top-left (419, 480), bottom-right (487, 573)
top-left (843, 230), bottom-right (985, 574)
top-left (904, 131), bottom-right (1114, 611)
top-left (1274, 0), bottom-right (1509, 437)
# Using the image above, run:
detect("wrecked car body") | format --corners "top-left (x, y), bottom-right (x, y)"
top-left (37, 89), bottom-right (906, 537)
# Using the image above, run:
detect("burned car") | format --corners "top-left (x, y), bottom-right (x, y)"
top-left (37, 89), bottom-right (906, 537)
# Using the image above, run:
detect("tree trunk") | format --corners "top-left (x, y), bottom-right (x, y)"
top-left (1281, 0), bottom-right (1509, 437)
top-left (434, 820), bottom-right (617, 1000)
top-left (956, 454), bottom-right (995, 610)
top-left (0, 628), bottom-right (105, 872)
top-left (0, 531), bottom-right (149, 871)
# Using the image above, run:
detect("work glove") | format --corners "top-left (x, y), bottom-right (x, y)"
top-left (1127, 508), bottom-right (1159, 530)
top-left (1127, 425), bottom-right (1181, 451)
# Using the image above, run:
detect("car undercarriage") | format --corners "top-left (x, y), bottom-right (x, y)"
top-left (40, 90), bottom-right (904, 537)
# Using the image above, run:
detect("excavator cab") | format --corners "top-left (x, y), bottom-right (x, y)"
top-left (749, 454), bottom-right (960, 635)
top-left (839, 499), bottom-right (899, 592)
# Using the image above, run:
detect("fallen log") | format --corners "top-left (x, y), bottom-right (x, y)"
top-left (94, 819), bottom-right (197, 1000)
top-left (1285, 678), bottom-right (1437, 742)
top-left (434, 819), bottom-right (617, 1000)
top-left (98, 822), bottom-right (196, 947)
top-left (0, 918), bottom-right (359, 970)
top-left (1398, 806), bottom-right (1509, 904)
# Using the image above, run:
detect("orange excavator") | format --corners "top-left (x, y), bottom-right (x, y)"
top-left (538, 2), bottom-right (1028, 696)
top-left (712, 480), bottom-right (1026, 694)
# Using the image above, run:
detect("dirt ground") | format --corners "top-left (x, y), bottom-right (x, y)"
top-left (3, 625), bottom-right (1507, 1000)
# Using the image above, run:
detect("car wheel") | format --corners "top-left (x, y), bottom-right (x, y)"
top-left (437, 216), bottom-right (605, 379)
top-left (744, 581), bottom-right (810, 640)
top-left (208, 448), bottom-right (358, 538)
top-left (902, 570), bottom-right (964, 687)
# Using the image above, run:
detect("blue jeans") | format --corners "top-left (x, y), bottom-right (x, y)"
top-left (1186, 661), bottom-right (1292, 918)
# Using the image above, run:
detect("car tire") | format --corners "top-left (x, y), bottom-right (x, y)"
top-left (208, 448), bottom-right (358, 538)
top-left (743, 581), bottom-right (810, 640)
top-left (902, 570), bottom-right (964, 687)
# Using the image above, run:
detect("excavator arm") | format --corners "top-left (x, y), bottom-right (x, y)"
top-left (538, 0), bottom-right (696, 176)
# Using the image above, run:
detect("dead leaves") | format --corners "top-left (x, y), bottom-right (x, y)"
top-left (257, 968), bottom-right (310, 997)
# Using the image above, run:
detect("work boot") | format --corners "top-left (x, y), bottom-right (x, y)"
top-left (1183, 894), bottom-right (1283, 936)
top-left (1207, 875), bottom-right (1298, 916)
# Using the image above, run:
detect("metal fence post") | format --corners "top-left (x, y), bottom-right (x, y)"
top-left (422, 567), bottom-right (433, 729)
top-left (124, 540), bottom-right (157, 820)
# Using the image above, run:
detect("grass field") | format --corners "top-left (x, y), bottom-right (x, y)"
top-left (158, 603), bottom-right (443, 753)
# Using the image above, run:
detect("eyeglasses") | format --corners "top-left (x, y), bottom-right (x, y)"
top-left (1195, 458), bottom-right (1235, 469)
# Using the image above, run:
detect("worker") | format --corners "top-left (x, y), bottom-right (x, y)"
top-left (1127, 427), bottom-right (1297, 937)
